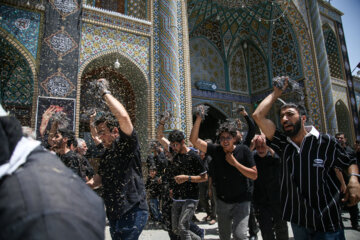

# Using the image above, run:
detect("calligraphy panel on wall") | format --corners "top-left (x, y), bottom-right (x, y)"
top-left (38, 0), bottom-right (81, 99)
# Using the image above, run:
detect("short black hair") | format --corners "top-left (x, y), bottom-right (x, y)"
top-left (168, 130), bottom-right (185, 143)
top-left (57, 128), bottom-right (76, 147)
top-left (279, 103), bottom-right (307, 117)
top-left (94, 112), bottom-right (119, 131)
top-left (335, 132), bottom-right (345, 138)
top-left (216, 121), bottom-right (237, 137)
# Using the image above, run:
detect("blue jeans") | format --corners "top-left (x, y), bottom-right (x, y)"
top-left (291, 223), bottom-right (345, 240)
top-left (109, 205), bottom-right (148, 240)
top-left (149, 198), bottom-right (162, 222)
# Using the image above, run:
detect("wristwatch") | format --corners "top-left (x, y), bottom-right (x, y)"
top-left (188, 175), bottom-right (191, 182)
top-left (350, 173), bottom-right (360, 178)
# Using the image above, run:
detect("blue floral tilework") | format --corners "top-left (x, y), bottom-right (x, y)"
top-left (0, 5), bottom-right (41, 59)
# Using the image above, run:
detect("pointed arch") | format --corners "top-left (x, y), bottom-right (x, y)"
top-left (77, 49), bottom-right (150, 153)
top-left (323, 24), bottom-right (343, 79)
top-left (335, 100), bottom-right (353, 145)
top-left (0, 29), bottom-right (38, 128)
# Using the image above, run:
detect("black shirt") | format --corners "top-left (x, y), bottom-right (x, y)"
top-left (60, 150), bottom-right (87, 181)
top-left (98, 129), bottom-right (148, 220)
top-left (253, 151), bottom-right (281, 205)
top-left (168, 149), bottom-right (206, 200)
top-left (268, 127), bottom-right (357, 232)
top-left (146, 176), bottom-right (162, 199)
top-left (207, 143), bottom-right (255, 203)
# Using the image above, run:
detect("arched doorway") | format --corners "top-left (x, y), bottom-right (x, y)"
top-left (78, 51), bottom-right (149, 157)
top-left (192, 104), bottom-right (227, 143)
top-left (335, 100), bottom-right (353, 145)
top-left (0, 36), bottom-right (34, 126)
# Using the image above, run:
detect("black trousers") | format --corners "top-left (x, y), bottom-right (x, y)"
top-left (254, 203), bottom-right (288, 240)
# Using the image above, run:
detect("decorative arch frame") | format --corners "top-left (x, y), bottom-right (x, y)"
top-left (0, 28), bottom-right (38, 128)
top-left (189, 36), bottom-right (227, 90)
top-left (283, 1), bottom-right (326, 131)
top-left (335, 99), bottom-right (353, 144)
top-left (322, 23), bottom-right (344, 80)
top-left (76, 49), bottom-right (152, 149)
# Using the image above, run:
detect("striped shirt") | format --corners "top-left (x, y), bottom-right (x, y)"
top-left (268, 126), bottom-right (356, 232)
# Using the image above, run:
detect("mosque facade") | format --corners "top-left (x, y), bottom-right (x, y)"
top-left (0, 0), bottom-right (359, 151)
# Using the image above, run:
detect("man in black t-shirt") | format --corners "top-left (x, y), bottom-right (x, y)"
top-left (157, 116), bottom-right (207, 240)
top-left (335, 132), bottom-right (360, 231)
top-left (51, 128), bottom-right (88, 181)
top-left (191, 113), bottom-right (257, 240)
top-left (252, 135), bottom-right (288, 240)
top-left (86, 78), bottom-right (148, 240)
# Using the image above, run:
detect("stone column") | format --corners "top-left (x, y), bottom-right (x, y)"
top-left (159, 0), bottom-right (181, 130)
top-left (308, 0), bottom-right (337, 134)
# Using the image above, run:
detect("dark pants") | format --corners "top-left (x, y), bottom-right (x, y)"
top-left (248, 203), bottom-right (259, 237)
top-left (291, 223), bottom-right (345, 240)
top-left (109, 205), bottom-right (148, 240)
top-left (348, 204), bottom-right (359, 227)
top-left (254, 203), bottom-right (288, 240)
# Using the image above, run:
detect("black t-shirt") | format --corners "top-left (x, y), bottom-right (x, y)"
top-left (98, 129), bottom-right (148, 220)
top-left (146, 176), bottom-right (162, 199)
top-left (168, 149), bottom-right (206, 200)
top-left (60, 151), bottom-right (87, 181)
top-left (78, 154), bottom-right (94, 179)
top-left (253, 151), bottom-right (281, 205)
top-left (207, 143), bottom-right (255, 203)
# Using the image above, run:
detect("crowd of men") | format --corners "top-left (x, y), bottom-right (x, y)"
top-left (0, 77), bottom-right (359, 240)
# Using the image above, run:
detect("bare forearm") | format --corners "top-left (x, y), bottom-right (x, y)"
top-left (190, 173), bottom-right (208, 183)
top-left (252, 92), bottom-right (278, 139)
top-left (103, 93), bottom-right (133, 135)
top-left (348, 164), bottom-right (359, 182)
top-left (190, 116), bottom-right (208, 153)
top-left (234, 163), bottom-right (257, 180)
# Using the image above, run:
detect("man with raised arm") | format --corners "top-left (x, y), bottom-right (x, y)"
top-left (190, 108), bottom-right (257, 240)
top-left (157, 113), bottom-right (207, 240)
top-left (252, 77), bottom-right (360, 239)
top-left (86, 78), bottom-right (148, 240)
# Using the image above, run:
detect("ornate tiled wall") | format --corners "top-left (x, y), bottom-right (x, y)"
top-left (229, 46), bottom-right (248, 93)
top-left (271, 16), bottom-right (302, 81)
top-left (0, 4), bottom-right (41, 59)
top-left (323, 26), bottom-right (343, 79)
top-left (190, 38), bottom-right (226, 90)
top-left (0, 37), bottom-right (33, 106)
top-left (332, 84), bottom-right (348, 109)
top-left (285, 2), bottom-right (324, 129)
top-left (248, 44), bottom-right (268, 93)
top-left (80, 22), bottom-right (150, 78)
top-left (127, 0), bottom-right (147, 20)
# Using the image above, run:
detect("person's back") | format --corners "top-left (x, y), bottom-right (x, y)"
top-left (0, 112), bottom-right (105, 240)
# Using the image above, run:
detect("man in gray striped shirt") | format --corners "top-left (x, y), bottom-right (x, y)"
top-left (252, 78), bottom-right (360, 239)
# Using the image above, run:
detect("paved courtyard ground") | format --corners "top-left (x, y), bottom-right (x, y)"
top-left (105, 205), bottom-right (360, 240)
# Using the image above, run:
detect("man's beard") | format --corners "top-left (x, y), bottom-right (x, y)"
top-left (283, 117), bottom-right (302, 137)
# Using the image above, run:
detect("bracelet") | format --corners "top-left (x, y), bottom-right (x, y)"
top-left (350, 173), bottom-right (360, 178)
top-left (101, 90), bottom-right (111, 98)
top-left (188, 175), bottom-right (191, 182)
